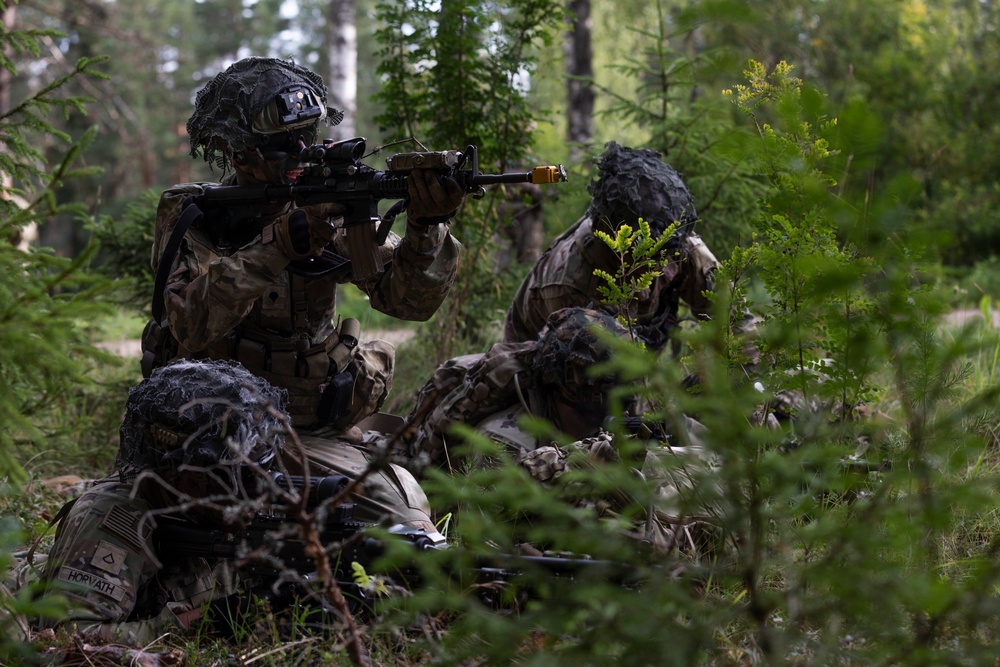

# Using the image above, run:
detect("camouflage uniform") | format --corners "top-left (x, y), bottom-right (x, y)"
top-left (146, 180), bottom-right (460, 429)
top-left (404, 341), bottom-right (537, 471)
top-left (503, 215), bottom-right (718, 348)
top-left (40, 360), bottom-right (436, 645)
top-left (503, 141), bottom-right (721, 351)
top-left (519, 426), bottom-right (721, 555)
top-left (401, 307), bottom-right (720, 552)
top-left (42, 479), bottom-right (236, 644)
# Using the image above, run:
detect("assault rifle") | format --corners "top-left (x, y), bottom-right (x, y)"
top-left (154, 472), bottom-right (641, 622)
top-left (193, 137), bottom-right (568, 278)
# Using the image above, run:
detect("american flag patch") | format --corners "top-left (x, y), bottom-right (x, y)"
top-left (100, 505), bottom-right (151, 552)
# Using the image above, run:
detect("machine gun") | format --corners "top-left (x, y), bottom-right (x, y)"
top-left (193, 137), bottom-right (568, 278)
top-left (154, 471), bottom-right (641, 626)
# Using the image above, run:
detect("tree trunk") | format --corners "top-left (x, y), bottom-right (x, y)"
top-left (564, 0), bottom-right (594, 163)
top-left (0, 3), bottom-right (10, 116)
top-left (0, 4), bottom-right (35, 250)
top-left (325, 0), bottom-right (358, 141)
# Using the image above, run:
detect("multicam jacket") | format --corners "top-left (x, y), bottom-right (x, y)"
top-left (42, 480), bottom-right (235, 645)
top-left (144, 181), bottom-right (462, 428)
top-left (402, 342), bottom-right (539, 471)
top-left (503, 215), bottom-right (719, 348)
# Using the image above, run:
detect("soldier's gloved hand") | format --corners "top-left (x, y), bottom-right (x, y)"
top-left (269, 203), bottom-right (346, 260)
top-left (407, 168), bottom-right (464, 226)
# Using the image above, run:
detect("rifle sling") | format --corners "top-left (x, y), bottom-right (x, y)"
top-left (151, 196), bottom-right (204, 323)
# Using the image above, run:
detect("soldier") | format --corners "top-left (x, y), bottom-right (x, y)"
top-left (503, 141), bottom-right (721, 352)
top-left (402, 307), bottom-right (720, 554)
top-left (139, 56), bottom-right (463, 505)
top-left (41, 359), bottom-right (436, 644)
top-left (141, 56), bottom-right (464, 434)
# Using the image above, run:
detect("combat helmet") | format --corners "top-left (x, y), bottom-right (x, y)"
top-left (115, 359), bottom-right (289, 491)
top-left (531, 307), bottom-right (632, 432)
top-left (587, 141), bottom-right (698, 240)
top-left (186, 56), bottom-right (344, 172)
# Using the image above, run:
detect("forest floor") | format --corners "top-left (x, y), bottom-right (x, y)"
top-left (945, 307), bottom-right (1000, 328)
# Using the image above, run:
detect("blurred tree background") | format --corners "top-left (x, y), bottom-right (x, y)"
top-left (8, 0), bottom-right (999, 305)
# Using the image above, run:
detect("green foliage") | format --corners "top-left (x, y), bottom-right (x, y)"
top-left (373, 0), bottom-right (565, 359)
top-left (0, 513), bottom-right (66, 666)
top-left (366, 57), bottom-right (1000, 666)
top-left (86, 189), bottom-right (158, 308)
top-left (592, 217), bottom-right (674, 336)
top-left (720, 60), bottom-right (879, 408)
top-left (0, 15), bottom-right (121, 662)
top-left (594, 0), bottom-right (764, 256)
top-left (8, 2), bottom-right (1000, 665)
top-left (0, 70), bottom-right (118, 485)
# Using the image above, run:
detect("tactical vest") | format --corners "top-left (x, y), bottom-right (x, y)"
top-left (141, 205), bottom-right (365, 430)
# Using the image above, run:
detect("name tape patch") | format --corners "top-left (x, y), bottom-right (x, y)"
top-left (56, 566), bottom-right (126, 602)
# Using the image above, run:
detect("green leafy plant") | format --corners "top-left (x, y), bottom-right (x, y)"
top-left (592, 216), bottom-right (675, 339)
top-left (0, 9), bottom-right (119, 662)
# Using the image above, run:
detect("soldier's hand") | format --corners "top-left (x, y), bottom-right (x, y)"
top-left (406, 168), bottom-right (464, 225)
top-left (268, 202), bottom-right (346, 260)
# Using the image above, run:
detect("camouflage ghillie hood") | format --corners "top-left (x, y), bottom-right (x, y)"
top-left (115, 359), bottom-right (289, 481)
top-left (531, 307), bottom-right (630, 395)
top-left (187, 56), bottom-right (344, 172)
top-left (587, 141), bottom-right (698, 239)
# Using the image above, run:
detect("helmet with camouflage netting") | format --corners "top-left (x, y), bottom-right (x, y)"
top-left (187, 56), bottom-right (345, 172)
top-left (115, 359), bottom-right (289, 486)
top-left (531, 307), bottom-right (633, 429)
top-left (587, 141), bottom-right (698, 241)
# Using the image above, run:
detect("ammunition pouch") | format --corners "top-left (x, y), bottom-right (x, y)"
top-left (212, 318), bottom-right (363, 429)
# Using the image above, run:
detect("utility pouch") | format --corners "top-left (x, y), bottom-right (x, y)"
top-left (317, 369), bottom-right (355, 428)
top-left (315, 318), bottom-right (363, 427)
top-left (327, 317), bottom-right (360, 373)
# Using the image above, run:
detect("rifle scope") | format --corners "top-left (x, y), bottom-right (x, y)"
top-left (299, 137), bottom-right (367, 164)
top-left (269, 472), bottom-right (352, 509)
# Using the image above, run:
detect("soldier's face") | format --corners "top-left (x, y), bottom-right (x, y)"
top-left (232, 128), bottom-right (314, 185)
top-left (233, 149), bottom-right (302, 186)
top-left (553, 389), bottom-right (609, 438)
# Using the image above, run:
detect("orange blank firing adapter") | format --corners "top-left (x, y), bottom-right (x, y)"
top-left (531, 165), bottom-right (568, 184)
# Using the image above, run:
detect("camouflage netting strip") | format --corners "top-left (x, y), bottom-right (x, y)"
top-left (186, 57), bottom-right (344, 172)
top-left (587, 140), bottom-right (698, 238)
top-left (115, 359), bottom-right (289, 481)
